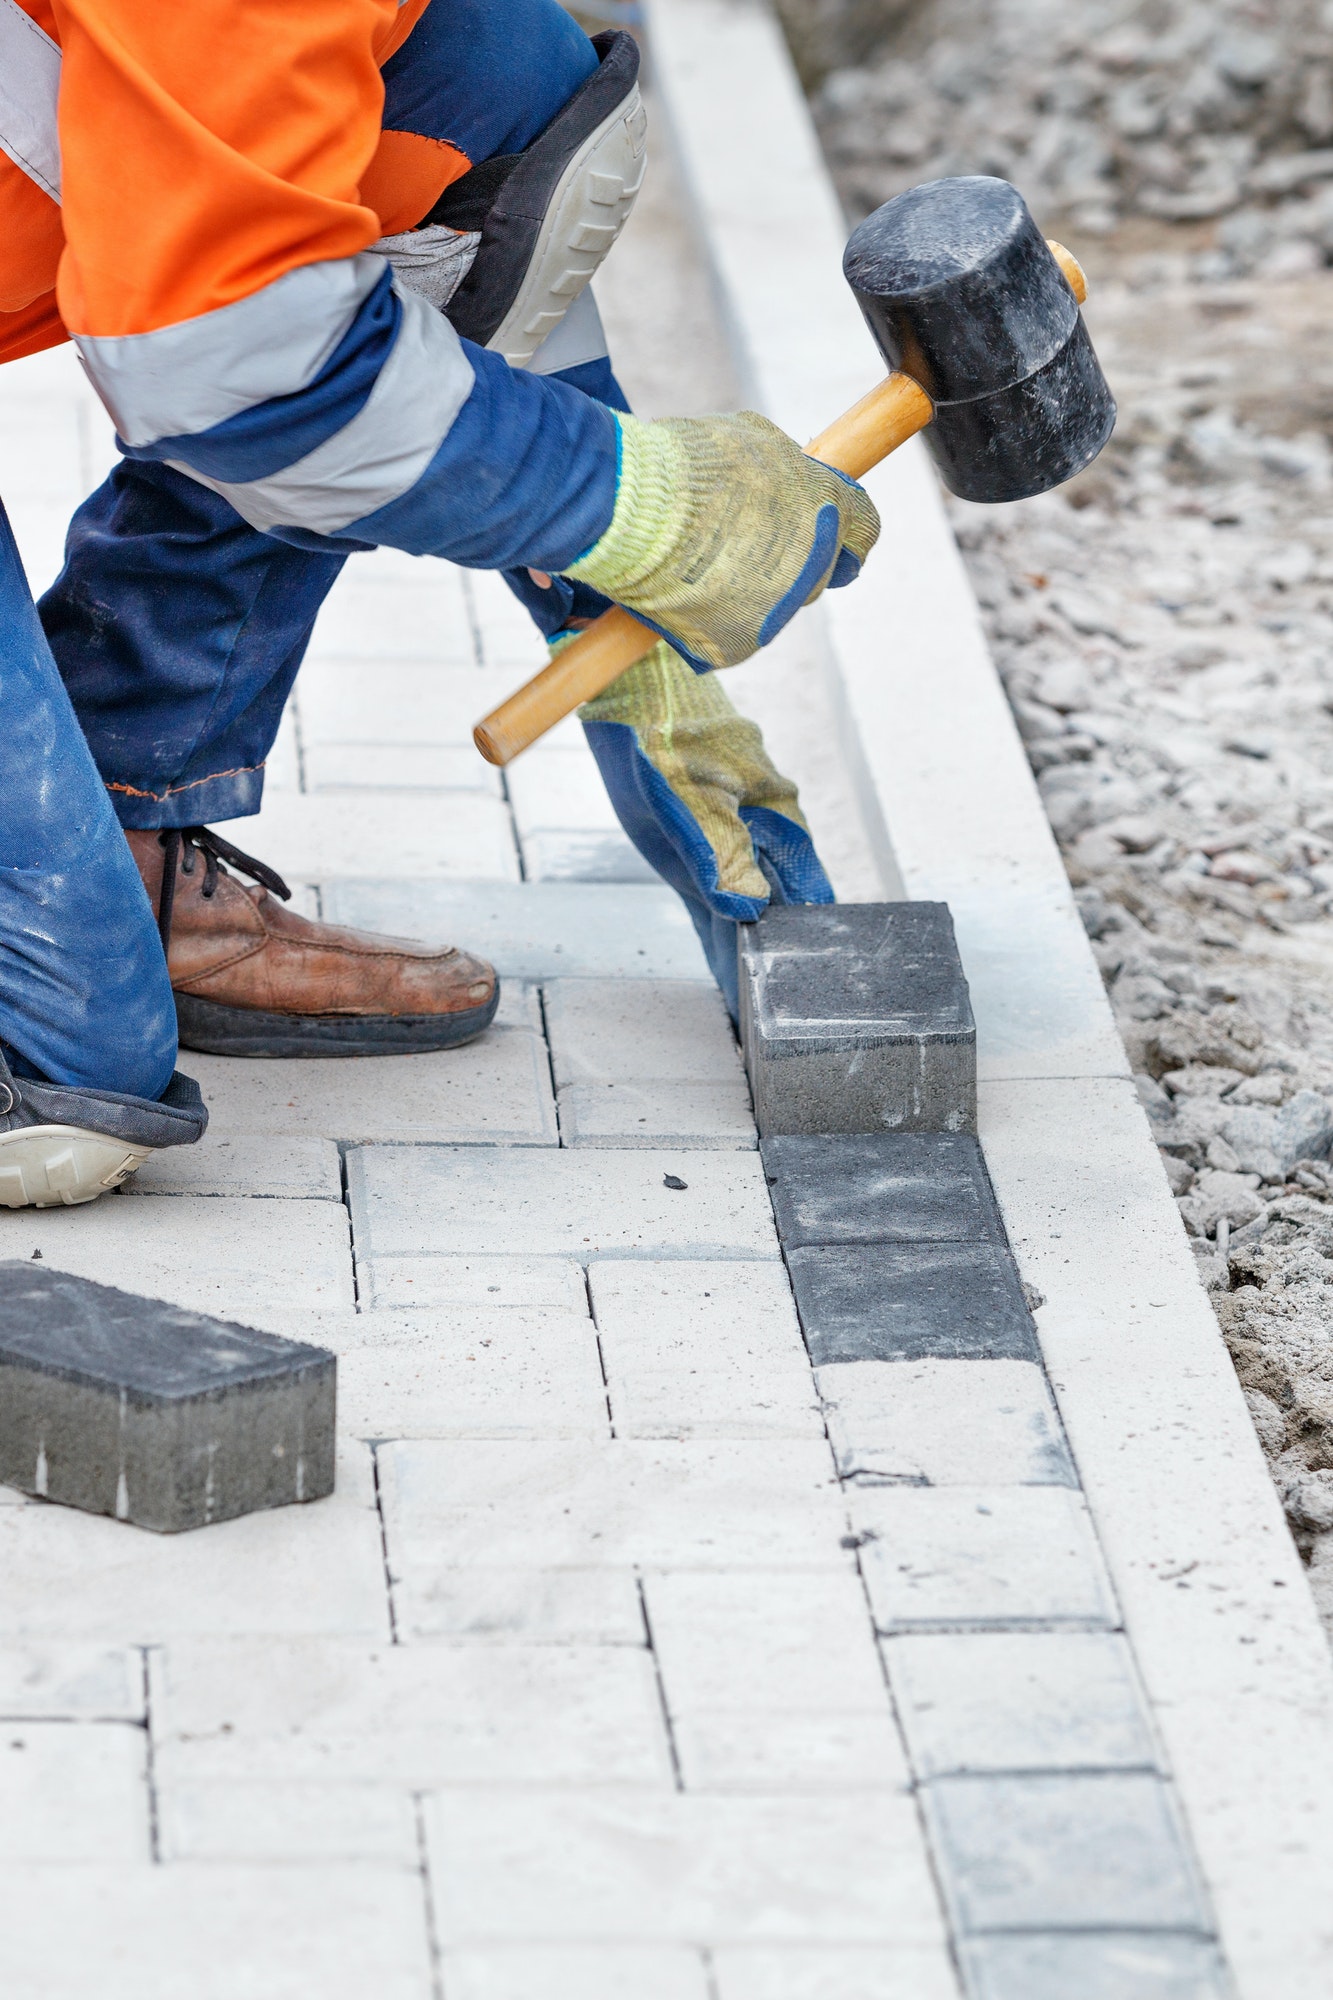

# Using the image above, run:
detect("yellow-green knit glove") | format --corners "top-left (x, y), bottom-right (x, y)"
top-left (579, 640), bottom-right (834, 1012)
top-left (567, 411), bottom-right (879, 671)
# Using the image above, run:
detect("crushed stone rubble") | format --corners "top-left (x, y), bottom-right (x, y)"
top-left (799, 0), bottom-right (1333, 1616)
top-left (804, 0), bottom-right (1333, 282)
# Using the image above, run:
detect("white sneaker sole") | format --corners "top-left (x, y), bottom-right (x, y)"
top-left (0, 1126), bottom-right (152, 1209)
top-left (490, 82), bottom-right (648, 368)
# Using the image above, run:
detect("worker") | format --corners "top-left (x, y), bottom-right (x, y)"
top-left (0, 0), bottom-right (878, 1202)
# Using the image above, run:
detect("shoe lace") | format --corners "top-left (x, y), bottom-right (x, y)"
top-left (155, 825), bottom-right (292, 952)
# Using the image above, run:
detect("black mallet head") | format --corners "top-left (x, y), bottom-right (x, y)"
top-left (843, 175), bottom-right (1116, 504)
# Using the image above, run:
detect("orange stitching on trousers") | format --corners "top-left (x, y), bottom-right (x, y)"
top-left (106, 762), bottom-right (266, 802)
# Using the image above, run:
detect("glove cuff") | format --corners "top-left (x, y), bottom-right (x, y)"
top-left (567, 414), bottom-right (684, 597)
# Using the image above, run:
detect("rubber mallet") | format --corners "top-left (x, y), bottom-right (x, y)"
top-left (474, 175), bottom-right (1115, 767)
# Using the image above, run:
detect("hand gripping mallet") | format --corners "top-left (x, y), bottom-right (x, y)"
top-left (473, 175), bottom-right (1116, 767)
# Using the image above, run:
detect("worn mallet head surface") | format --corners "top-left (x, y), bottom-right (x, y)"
top-left (843, 175), bottom-right (1115, 503)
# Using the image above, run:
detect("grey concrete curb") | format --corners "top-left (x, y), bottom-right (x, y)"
top-left (645, 2), bottom-right (1333, 1994)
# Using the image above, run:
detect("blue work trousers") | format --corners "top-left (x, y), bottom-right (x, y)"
top-left (38, 0), bottom-right (612, 831)
top-left (0, 503), bottom-right (176, 1095)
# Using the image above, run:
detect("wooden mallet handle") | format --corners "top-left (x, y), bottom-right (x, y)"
top-left (472, 241), bottom-right (1086, 767)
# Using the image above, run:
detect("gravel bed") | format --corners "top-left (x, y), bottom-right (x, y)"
top-left (797, 0), bottom-right (1333, 1621)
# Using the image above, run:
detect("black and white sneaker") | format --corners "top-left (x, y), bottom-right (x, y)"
top-left (378, 30), bottom-right (646, 368)
top-left (0, 1050), bottom-right (207, 1209)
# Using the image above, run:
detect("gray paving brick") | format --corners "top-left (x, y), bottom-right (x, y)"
top-left (523, 831), bottom-right (659, 883)
top-left (957, 1932), bottom-right (1228, 2000)
top-left (739, 903), bottom-right (975, 1136)
top-left (818, 1359), bottom-right (1074, 1484)
top-left (0, 1266), bottom-right (335, 1532)
top-left (131, 1135), bottom-right (342, 1200)
top-left (322, 881), bottom-right (710, 980)
top-left (884, 1632), bottom-right (1157, 1776)
top-left (787, 1245), bottom-right (1039, 1366)
top-left (853, 1487), bottom-right (1118, 1631)
top-left (922, 1773), bottom-right (1209, 1932)
top-left (760, 1134), bottom-right (1002, 1247)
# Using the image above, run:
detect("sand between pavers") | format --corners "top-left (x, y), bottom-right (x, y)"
top-left (347, 1148), bottom-right (781, 1261)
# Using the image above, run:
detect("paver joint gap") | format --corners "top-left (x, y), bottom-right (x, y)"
top-left (636, 1573), bottom-right (684, 1793)
top-left (371, 1443), bottom-right (400, 1646)
top-left (413, 1791), bottom-right (446, 2000)
top-left (138, 1644), bottom-right (162, 1866)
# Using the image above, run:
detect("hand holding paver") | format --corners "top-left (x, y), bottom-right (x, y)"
top-left (473, 177), bottom-right (1113, 766)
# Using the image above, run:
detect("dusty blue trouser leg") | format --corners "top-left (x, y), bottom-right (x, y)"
top-left (0, 502), bottom-right (176, 1096)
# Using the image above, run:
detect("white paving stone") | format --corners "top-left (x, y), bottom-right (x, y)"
top-left (130, 1134), bottom-right (341, 1200)
top-left (557, 1079), bottom-right (756, 1148)
top-left (159, 1780), bottom-right (417, 1864)
top-left (322, 881), bottom-right (711, 980)
top-left (506, 749), bottom-right (623, 836)
top-left (305, 568), bottom-right (475, 664)
top-left (348, 1147), bottom-right (780, 1261)
top-left (327, 1307), bottom-right (609, 1440)
top-left (186, 1028), bottom-right (556, 1148)
top-left (884, 1632), bottom-right (1158, 1777)
top-left (544, 978), bottom-right (743, 1087)
top-left (360, 1254), bottom-right (588, 1313)
top-left (2, 1194), bottom-right (354, 1314)
top-left (816, 1360), bottom-right (1076, 1487)
top-left (521, 830), bottom-right (657, 884)
top-left (393, 1565), bottom-right (646, 1647)
top-left (0, 1722), bottom-right (149, 1860)
top-left (424, 1789), bottom-right (948, 1945)
top-left (441, 1947), bottom-right (712, 2000)
top-left (302, 741), bottom-right (502, 793)
top-left (643, 1569), bottom-right (889, 1713)
top-left (671, 1710), bottom-right (906, 1793)
top-left (152, 1636), bottom-right (670, 1787)
top-left (852, 1488), bottom-right (1120, 1633)
top-left (246, 787), bottom-right (519, 883)
top-left (296, 659), bottom-right (499, 747)
top-left (0, 1447), bottom-right (387, 1640)
top-left (0, 1644), bottom-right (144, 1719)
top-left (710, 1946), bottom-right (961, 2000)
top-left (0, 1863), bottom-right (433, 1999)
top-left (379, 1439), bottom-right (846, 1571)
top-left (590, 1262), bottom-right (818, 1437)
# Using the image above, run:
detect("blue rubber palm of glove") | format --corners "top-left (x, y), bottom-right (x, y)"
top-left (578, 640), bottom-right (833, 1016)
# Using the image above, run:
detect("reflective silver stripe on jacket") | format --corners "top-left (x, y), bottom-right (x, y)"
top-left (0, 0), bottom-right (60, 202)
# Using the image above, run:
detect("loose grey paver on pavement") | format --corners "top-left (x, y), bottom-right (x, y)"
top-left (787, 1243), bottom-right (1039, 1365)
top-left (740, 902), bottom-right (976, 1137)
top-left (922, 1772), bottom-right (1210, 1932)
top-left (0, 1266), bottom-right (335, 1531)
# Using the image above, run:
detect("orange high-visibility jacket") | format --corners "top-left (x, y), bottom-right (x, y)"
top-left (0, 0), bottom-right (619, 571)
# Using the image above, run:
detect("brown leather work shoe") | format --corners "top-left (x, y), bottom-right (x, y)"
top-left (127, 826), bottom-right (499, 1058)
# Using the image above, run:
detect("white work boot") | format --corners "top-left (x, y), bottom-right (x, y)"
top-left (0, 1048), bottom-right (207, 1209)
